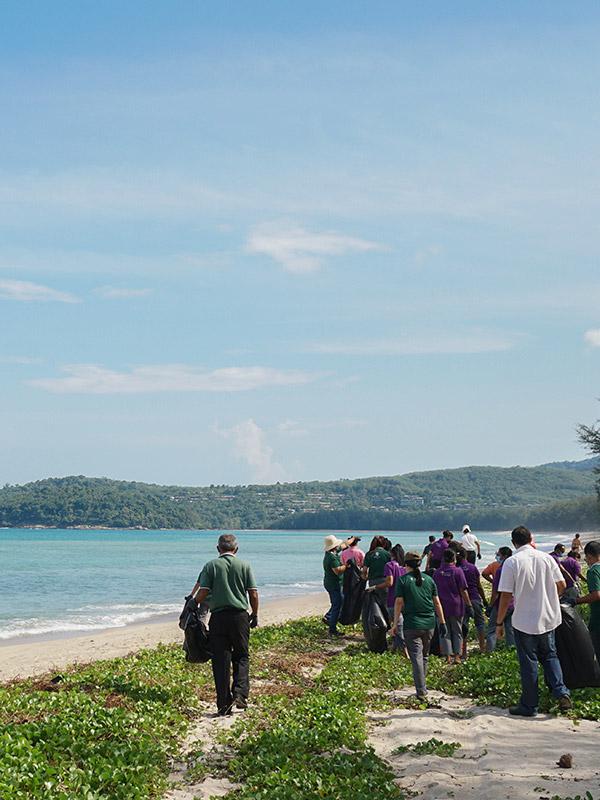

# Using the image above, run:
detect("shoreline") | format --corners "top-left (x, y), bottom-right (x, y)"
top-left (0, 592), bottom-right (328, 683)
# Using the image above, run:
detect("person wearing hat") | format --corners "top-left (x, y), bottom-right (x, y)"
top-left (341, 535), bottom-right (365, 567)
top-left (322, 534), bottom-right (354, 637)
top-left (460, 524), bottom-right (481, 565)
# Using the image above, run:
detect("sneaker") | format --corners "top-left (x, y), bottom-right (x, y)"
top-left (234, 694), bottom-right (248, 710)
top-left (509, 705), bottom-right (537, 717)
top-left (322, 615), bottom-right (330, 625)
top-left (416, 692), bottom-right (427, 701)
top-left (328, 630), bottom-right (343, 638)
top-left (557, 695), bottom-right (572, 712)
top-left (216, 707), bottom-right (233, 717)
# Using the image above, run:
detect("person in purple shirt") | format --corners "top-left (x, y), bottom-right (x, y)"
top-left (433, 549), bottom-right (472, 663)
top-left (485, 546), bottom-right (515, 652)
top-left (426, 530), bottom-right (453, 572)
top-left (452, 544), bottom-right (487, 656)
top-left (369, 543), bottom-right (408, 654)
top-left (561, 550), bottom-right (582, 603)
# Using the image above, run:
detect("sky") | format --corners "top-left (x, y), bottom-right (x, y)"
top-left (1, 1), bottom-right (600, 487)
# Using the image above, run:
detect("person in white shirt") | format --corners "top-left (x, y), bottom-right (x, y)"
top-left (497, 526), bottom-right (571, 717)
top-left (460, 524), bottom-right (481, 564)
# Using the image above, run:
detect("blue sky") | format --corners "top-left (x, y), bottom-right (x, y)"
top-left (1, 1), bottom-right (600, 486)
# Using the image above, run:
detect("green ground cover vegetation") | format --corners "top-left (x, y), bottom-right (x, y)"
top-left (1, 618), bottom-right (600, 799)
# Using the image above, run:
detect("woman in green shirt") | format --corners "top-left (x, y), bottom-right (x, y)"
top-left (392, 551), bottom-right (447, 700)
top-left (362, 535), bottom-right (392, 605)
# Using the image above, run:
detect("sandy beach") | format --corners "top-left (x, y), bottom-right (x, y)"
top-left (0, 593), bottom-right (328, 683)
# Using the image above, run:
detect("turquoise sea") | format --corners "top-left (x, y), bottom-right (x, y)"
top-left (0, 528), bottom-right (568, 641)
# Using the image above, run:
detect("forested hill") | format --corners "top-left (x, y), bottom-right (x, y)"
top-left (1, 459), bottom-right (599, 531)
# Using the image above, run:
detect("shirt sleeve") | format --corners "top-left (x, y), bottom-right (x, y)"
top-left (198, 562), bottom-right (213, 589)
top-left (395, 577), bottom-right (405, 598)
top-left (549, 556), bottom-right (563, 583)
top-left (246, 564), bottom-right (258, 591)
top-left (588, 566), bottom-right (600, 593)
top-left (482, 563), bottom-right (494, 577)
top-left (497, 560), bottom-right (515, 594)
top-left (383, 561), bottom-right (393, 578)
top-left (456, 569), bottom-right (467, 590)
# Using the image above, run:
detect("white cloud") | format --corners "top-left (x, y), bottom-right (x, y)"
top-left (0, 279), bottom-right (78, 303)
top-left (246, 222), bottom-right (385, 273)
top-left (218, 419), bottom-right (285, 484)
top-left (584, 329), bottom-right (600, 347)
top-left (29, 364), bottom-right (316, 394)
top-left (95, 286), bottom-right (153, 299)
top-left (309, 334), bottom-right (514, 356)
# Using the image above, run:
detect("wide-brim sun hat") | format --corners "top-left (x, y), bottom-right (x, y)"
top-left (323, 534), bottom-right (344, 551)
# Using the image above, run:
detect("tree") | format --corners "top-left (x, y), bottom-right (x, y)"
top-left (578, 412), bottom-right (600, 499)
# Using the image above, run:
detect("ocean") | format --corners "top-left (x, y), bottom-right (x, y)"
top-left (0, 527), bottom-right (570, 642)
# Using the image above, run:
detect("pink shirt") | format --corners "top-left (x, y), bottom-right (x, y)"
top-left (341, 546), bottom-right (365, 567)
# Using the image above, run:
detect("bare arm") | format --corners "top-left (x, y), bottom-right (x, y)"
top-left (482, 571), bottom-right (494, 584)
top-left (392, 596), bottom-right (405, 629)
top-left (462, 588), bottom-right (472, 608)
top-left (370, 575), bottom-right (393, 591)
top-left (332, 564), bottom-right (347, 575)
top-left (433, 595), bottom-right (445, 624)
top-left (576, 589), bottom-right (600, 606)
top-left (194, 587), bottom-right (209, 604)
top-left (556, 579), bottom-right (566, 597)
top-left (496, 592), bottom-right (512, 624)
top-left (477, 579), bottom-right (486, 604)
top-left (248, 588), bottom-right (259, 615)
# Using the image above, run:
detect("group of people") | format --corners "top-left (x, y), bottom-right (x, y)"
top-left (323, 526), bottom-right (600, 714)
top-left (185, 527), bottom-right (600, 720)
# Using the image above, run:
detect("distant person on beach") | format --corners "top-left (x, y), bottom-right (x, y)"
top-left (426, 530), bottom-right (453, 571)
top-left (572, 540), bottom-right (600, 662)
top-left (370, 543), bottom-right (407, 654)
top-left (460, 524), bottom-right (481, 564)
top-left (362, 535), bottom-right (392, 603)
top-left (322, 534), bottom-right (354, 637)
top-left (191, 533), bottom-right (259, 716)
top-left (571, 533), bottom-right (582, 554)
top-left (433, 549), bottom-right (472, 664)
top-left (455, 545), bottom-right (486, 655)
top-left (485, 546), bottom-right (515, 652)
top-left (341, 536), bottom-right (365, 567)
top-left (392, 551), bottom-right (447, 700)
top-left (497, 526), bottom-right (571, 716)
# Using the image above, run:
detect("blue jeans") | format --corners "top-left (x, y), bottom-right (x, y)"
top-left (486, 605), bottom-right (515, 652)
top-left (513, 628), bottom-right (570, 712)
top-left (325, 587), bottom-right (343, 633)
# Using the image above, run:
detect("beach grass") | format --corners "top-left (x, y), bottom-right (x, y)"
top-left (1, 618), bottom-right (600, 799)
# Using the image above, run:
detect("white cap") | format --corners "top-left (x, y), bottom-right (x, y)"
top-left (323, 534), bottom-right (344, 551)
top-left (462, 524), bottom-right (471, 533)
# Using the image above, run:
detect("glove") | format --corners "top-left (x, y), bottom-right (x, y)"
top-left (249, 613), bottom-right (258, 628)
top-left (438, 622), bottom-right (448, 638)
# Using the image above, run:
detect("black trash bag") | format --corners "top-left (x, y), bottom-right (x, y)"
top-left (179, 595), bottom-right (212, 663)
top-left (555, 604), bottom-right (600, 689)
top-left (362, 591), bottom-right (390, 653)
top-left (429, 624), bottom-right (441, 657)
top-left (339, 560), bottom-right (366, 625)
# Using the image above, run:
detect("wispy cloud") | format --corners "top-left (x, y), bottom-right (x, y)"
top-left (29, 364), bottom-right (316, 394)
top-left (95, 286), bottom-right (153, 299)
top-left (584, 329), bottom-right (600, 347)
top-left (246, 222), bottom-right (385, 273)
top-left (218, 419), bottom-right (285, 483)
top-left (0, 279), bottom-right (78, 303)
top-left (308, 334), bottom-right (514, 356)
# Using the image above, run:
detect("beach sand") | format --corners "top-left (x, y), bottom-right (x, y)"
top-left (0, 593), bottom-right (328, 683)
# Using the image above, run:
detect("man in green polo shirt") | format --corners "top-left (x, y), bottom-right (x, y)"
top-left (574, 540), bottom-right (600, 662)
top-left (190, 534), bottom-right (259, 716)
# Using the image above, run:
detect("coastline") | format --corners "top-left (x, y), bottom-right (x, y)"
top-left (0, 592), bottom-right (328, 683)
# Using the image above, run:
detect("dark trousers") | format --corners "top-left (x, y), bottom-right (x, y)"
top-left (590, 627), bottom-right (600, 664)
top-left (466, 550), bottom-right (477, 564)
top-left (209, 609), bottom-right (250, 712)
top-left (325, 587), bottom-right (343, 633)
top-left (513, 628), bottom-right (569, 712)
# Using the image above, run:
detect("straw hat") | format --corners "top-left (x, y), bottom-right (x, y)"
top-left (323, 534), bottom-right (343, 551)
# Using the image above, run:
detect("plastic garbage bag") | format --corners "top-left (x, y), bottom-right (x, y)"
top-left (339, 560), bottom-right (366, 625)
top-left (555, 604), bottom-right (600, 689)
top-left (179, 595), bottom-right (212, 663)
top-left (362, 591), bottom-right (390, 653)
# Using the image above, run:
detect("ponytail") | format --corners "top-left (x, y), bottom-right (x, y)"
top-left (404, 553), bottom-right (423, 586)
